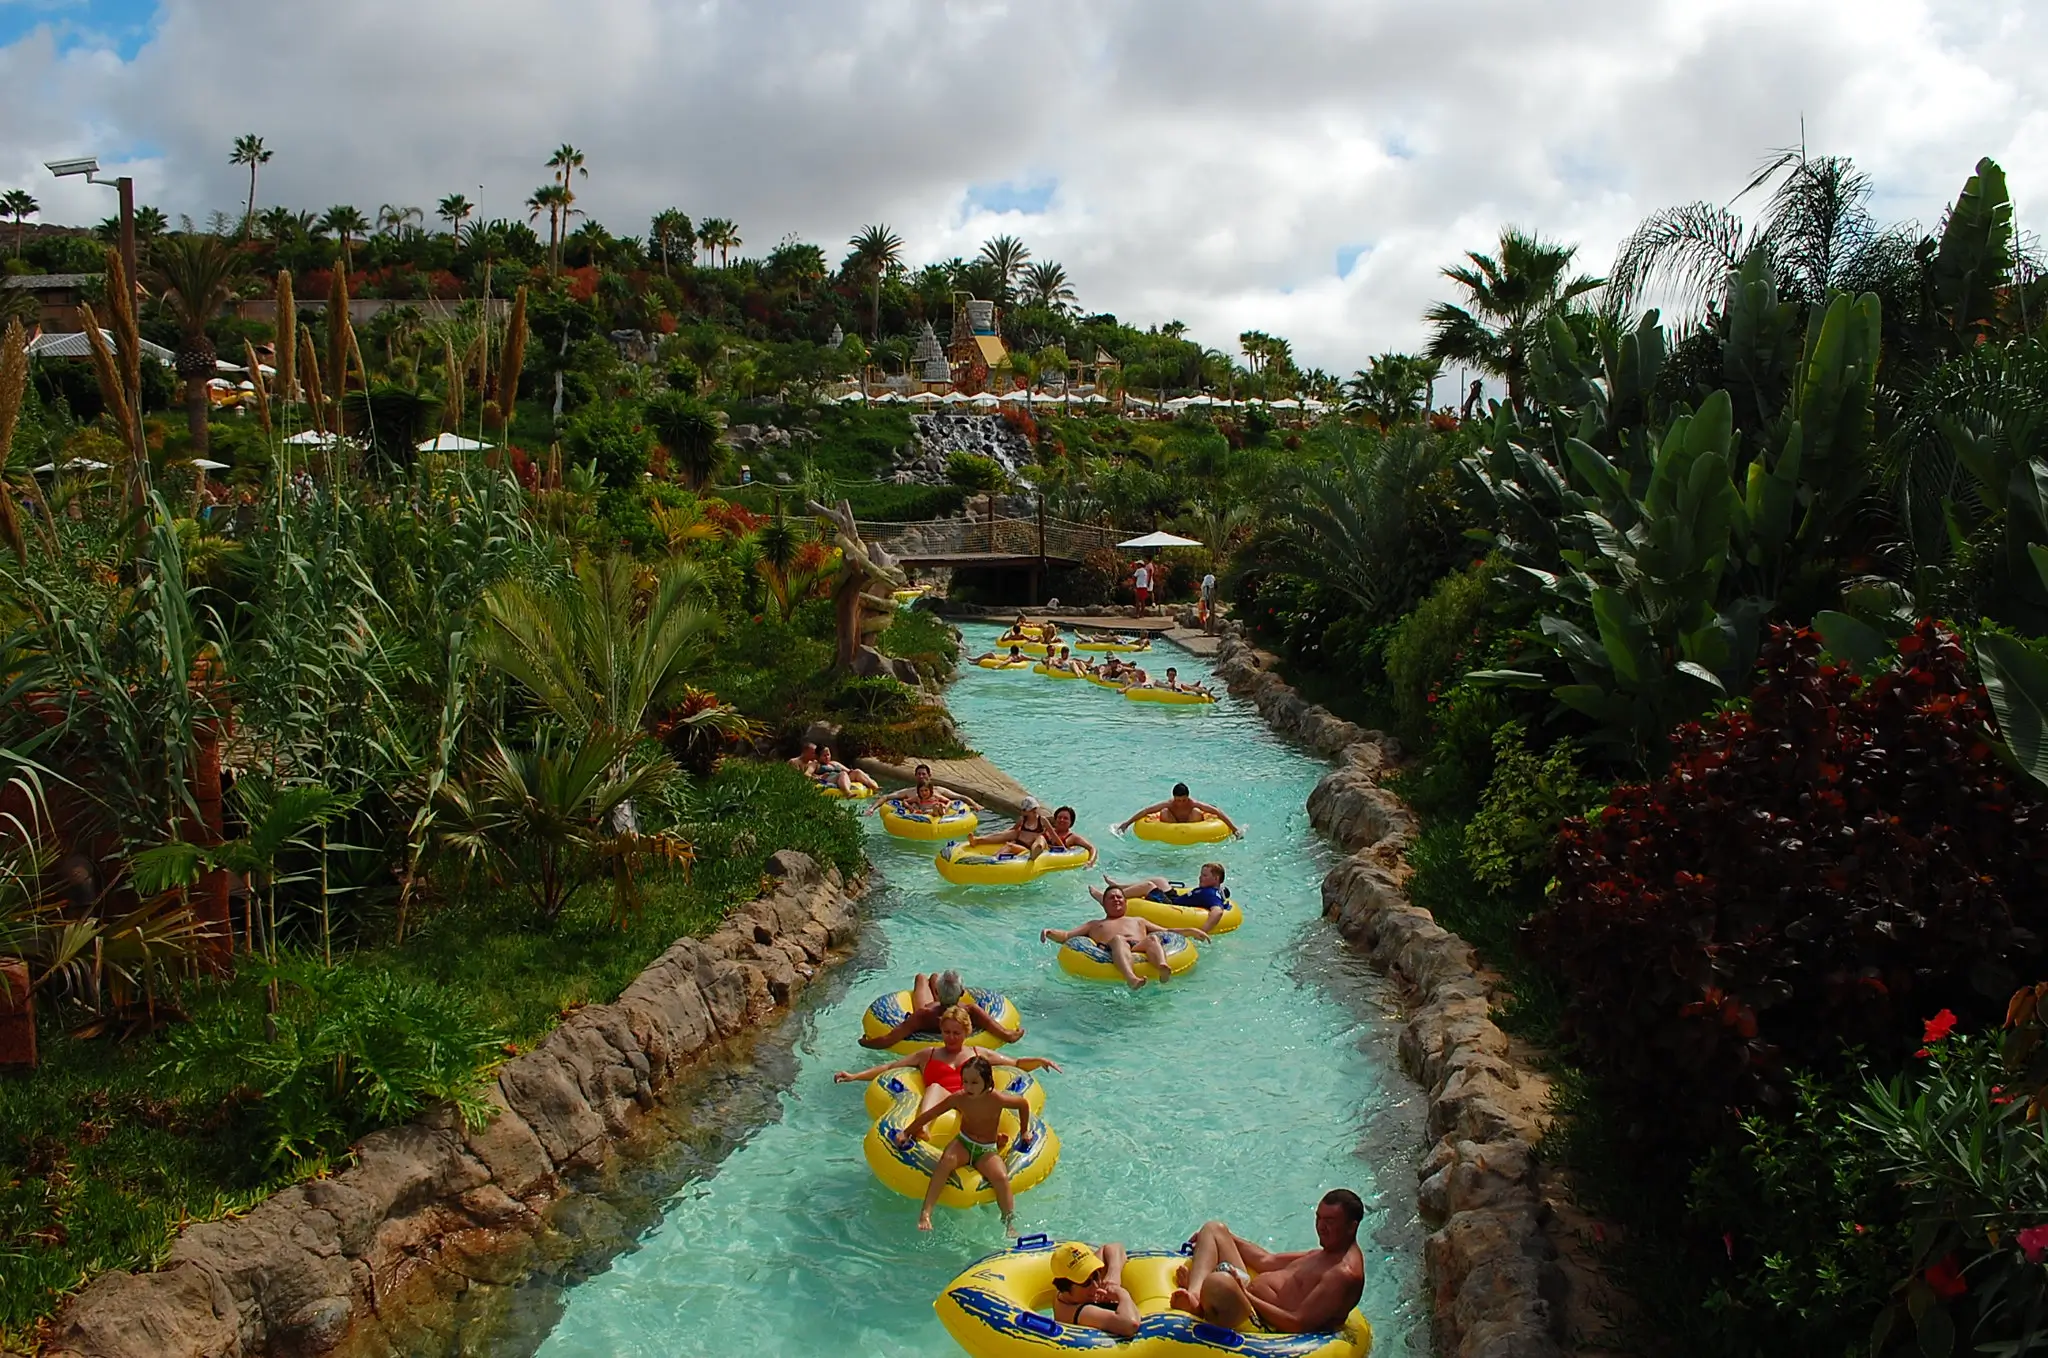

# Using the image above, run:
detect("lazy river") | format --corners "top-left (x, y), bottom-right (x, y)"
top-left (517, 623), bottom-right (1427, 1356)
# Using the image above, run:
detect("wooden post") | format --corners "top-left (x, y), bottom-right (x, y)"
top-left (1036, 494), bottom-right (1047, 603)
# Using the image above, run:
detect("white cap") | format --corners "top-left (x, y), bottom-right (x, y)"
top-left (1020, 796), bottom-right (1040, 810)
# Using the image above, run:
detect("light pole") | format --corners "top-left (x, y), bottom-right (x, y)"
top-left (44, 156), bottom-right (135, 293)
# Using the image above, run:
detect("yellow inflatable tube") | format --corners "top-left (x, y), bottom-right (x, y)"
top-left (1132, 813), bottom-right (1233, 845)
top-left (860, 988), bottom-right (1023, 1055)
top-left (1085, 672), bottom-right (1131, 691)
top-left (1057, 931), bottom-right (1197, 981)
top-left (936, 840), bottom-right (1092, 886)
top-left (936, 1240), bottom-right (1373, 1358)
top-left (1032, 662), bottom-right (1084, 680)
top-left (820, 782), bottom-right (876, 799)
top-left (1126, 686), bottom-right (1218, 706)
top-left (1128, 891), bottom-right (1243, 935)
top-left (879, 797), bottom-right (978, 840)
top-left (861, 1067), bottom-right (1059, 1209)
top-left (976, 656), bottom-right (1035, 670)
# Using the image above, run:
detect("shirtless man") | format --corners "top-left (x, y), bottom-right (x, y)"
top-left (1041, 885), bottom-right (1207, 990)
top-left (869, 763), bottom-right (983, 818)
top-left (1049, 1242), bottom-right (1140, 1338)
top-left (788, 741), bottom-right (818, 773)
top-left (1100, 862), bottom-right (1232, 933)
top-left (1170, 1190), bottom-right (1367, 1334)
top-left (1115, 783), bottom-right (1243, 838)
top-left (1157, 666), bottom-right (1214, 697)
top-left (971, 644), bottom-right (1028, 665)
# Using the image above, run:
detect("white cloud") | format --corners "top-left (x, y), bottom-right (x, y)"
top-left (1, 0), bottom-right (2041, 373)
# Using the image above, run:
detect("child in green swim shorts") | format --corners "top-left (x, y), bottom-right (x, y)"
top-left (896, 1055), bottom-right (1035, 1231)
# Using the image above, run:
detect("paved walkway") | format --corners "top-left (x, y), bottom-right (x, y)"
top-left (856, 754), bottom-right (1036, 817)
top-left (1160, 627), bottom-right (1222, 657)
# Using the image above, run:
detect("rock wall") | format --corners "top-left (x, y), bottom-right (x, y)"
top-left (894, 413), bottom-right (1031, 481)
top-left (1199, 619), bottom-right (1567, 1358)
top-left (46, 851), bottom-right (863, 1358)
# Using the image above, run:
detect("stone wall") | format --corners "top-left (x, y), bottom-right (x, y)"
top-left (1197, 618), bottom-right (1567, 1358)
top-left (46, 851), bottom-right (863, 1358)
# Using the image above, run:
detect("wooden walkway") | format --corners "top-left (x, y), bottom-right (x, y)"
top-left (856, 754), bottom-right (1036, 818)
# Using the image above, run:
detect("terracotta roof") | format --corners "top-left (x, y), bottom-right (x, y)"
top-left (974, 335), bottom-right (1008, 367)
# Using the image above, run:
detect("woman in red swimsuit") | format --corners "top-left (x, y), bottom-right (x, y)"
top-left (836, 1007), bottom-right (1062, 1120)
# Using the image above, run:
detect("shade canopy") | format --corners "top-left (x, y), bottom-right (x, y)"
top-left (282, 430), bottom-right (340, 445)
top-left (188, 458), bottom-right (230, 471)
top-left (417, 432), bottom-right (493, 452)
top-left (1117, 530), bottom-right (1204, 549)
top-left (836, 389), bottom-right (868, 402)
top-left (32, 459), bottom-right (109, 473)
top-left (27, 330), bottom-right (174, 365)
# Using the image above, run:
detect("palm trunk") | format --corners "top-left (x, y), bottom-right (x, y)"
top-left (185, 375), bottom-right (211, 457)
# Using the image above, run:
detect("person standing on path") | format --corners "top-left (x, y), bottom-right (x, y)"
top-left (1132, 558), bottom-right (1154, 617)
top-left (1200, 570), bottom-right (1218, 631)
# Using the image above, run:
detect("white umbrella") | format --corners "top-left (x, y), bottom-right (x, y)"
top-left (214, 359), bottom-right (246, 373)
top-left (1083, 393), bottom-right (1109, 404)
top-left (417, 432), bottom-right (493, 452)
top-left (971, 392), bottom-right (1001, 407)
top-left (206, 378), bottom-right (235, 390)
top-left (941, 392), bottom-right (971, 404)
top-left (32, 459), bottom-right (109, 473)
top-left (283, 429), bottom-right (339, 445)
top-left (1117, 530), bottom-right (1204, 549)
top-left (837, 389), bottom-right (868, 402)
top-left (908, 392), bottom-right (942, 405)
top-left (188, 458), bottom-right (230, 472)
top-left (238, 381), bottom-right (257, 391)
top-left (1270, 398), bottom-right (1302, 409)
top-left (1000, 390), bottom-right (1031, 402)
top-left (1186, 394), bottom-right (1214, 407)
top-left (875, 392), bottom-right (906, 403)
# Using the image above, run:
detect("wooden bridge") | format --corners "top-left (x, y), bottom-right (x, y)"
top-left (855, 510), bottom-right (1126, 601)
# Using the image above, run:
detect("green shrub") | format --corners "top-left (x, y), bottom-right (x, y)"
top-left (1385, 561), bottom-right (1492, 738)
top-left (828, 674), bottom-right (918, 722)
top-left (877, 607), bottom-right (959, 683)
top-left (158, 962), bottom-right (502, 1173)
top-left (946, 451), bottom-right (1008, 494)
top-left (563, 403), bottom-right (651, 489)
top-left (1464, 723), bottom-right (1593, 893)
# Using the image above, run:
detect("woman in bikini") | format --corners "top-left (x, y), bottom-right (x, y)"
top-left (835, 1007), bottom-right (1061, 1126)
top-left (965, 796), bottom-right (1051, 852)
top-left (858, 969), bottom-right (1023, 1048)
top-left (1028, 805), bottom-right (1100, 863)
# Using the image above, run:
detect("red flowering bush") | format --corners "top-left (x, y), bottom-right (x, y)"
top-left (1531, 621), bottom-right (2048, 1151)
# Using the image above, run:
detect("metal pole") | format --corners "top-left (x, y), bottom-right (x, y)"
top-left (1037, 493), bottom-right (1047, 601)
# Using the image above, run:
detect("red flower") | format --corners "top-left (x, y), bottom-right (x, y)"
top-left (1925, 1255), bottom-right (1967, 1301)
top-left (2019, 1225), bottom-right (2048, 1264)
top-left (1915, 1048), bottom-right (1931, 1059)
top-left (1923, 1009), bottom-right (1959, 1043)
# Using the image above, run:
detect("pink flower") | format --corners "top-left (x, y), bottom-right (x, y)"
top-left (2019, 1225), bottom-right (2048, 1265)
top-left (1923, 1009), bottom-right (1959, 1043)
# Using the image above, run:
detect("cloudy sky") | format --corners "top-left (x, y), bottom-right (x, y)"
top-left (1, 0), bottom-right (2042, 373)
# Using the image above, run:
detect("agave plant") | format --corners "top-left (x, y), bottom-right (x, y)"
top-left (438, 725), bottom-right (690, 923)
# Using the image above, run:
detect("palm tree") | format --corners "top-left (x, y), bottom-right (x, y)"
top-left (376, 204), bottom-right (424, 237)
top-left (526, 184), bottom-right (577, 273)
top-left (698, 217), bottom-right (739, 267)
top-left (547, 143), bottom-right (588, 193)
top-left (1, 190), bottom-right (36, 257)
top-left (847, 223), bottom-right (905, 340)
top-left (650, 209), bottom-right (693, 275)
top-left (1607, 151), bottom-right (1920, 320)
top-left (436, 193), bottom-right (475, 242)
top-left (978, 234), bottom-right (1031, 300)
top-left (1269, 427), bottom-right (1458, 623)
top-left (318, 205), bottom-right (371, 275)
top-left (229, 134), bottom-right (272, 231)
top-left (1345, 353), bottom-right (1442, 425)
top-left (645, 391), bottom-right (725, 490)
top-left (1424, 227), bottom-right (1603, 408)
top-left (1020, 260), bottom-right (1077, 313)
top-left (256, 205), bottom-right (309, 247)
top-left (147, 233), bottom-right (251, 457)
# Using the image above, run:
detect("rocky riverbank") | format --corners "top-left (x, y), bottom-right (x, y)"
top-left (1193, 616), bottom-right (1574, 1358)
top-left (46, 852), bottom-right (864, 1358)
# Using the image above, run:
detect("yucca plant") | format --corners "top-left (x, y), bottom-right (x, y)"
top-left (147, 233), bottom-right (250, 458)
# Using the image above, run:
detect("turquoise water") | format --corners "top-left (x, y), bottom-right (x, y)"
top-left (532, 625), bottom-right (1425, 1356)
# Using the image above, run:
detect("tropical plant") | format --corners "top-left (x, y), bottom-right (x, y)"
top-left (1345, 353), bottom-right (1441, 425)
top-left (698, 217), bottom-right (740, 267)
top-left (1425, 228), bottom-right (1604, 407)
top-left (644, 390), bottom-right (725, 491)
top-left (651, 208), bottom-right (694, 275)
top-left (317, 204), bottom-right (370, 274)
top-left (1262, 426), bottom-right (1460, 625)
top-left (436, 193), bottom-right (474, 240)
top-left (1532, 622), bottom-right (2048, 1158)
top-left (978, 234), bottom-right (1031, 301)
top-left (145, 233), bottom-right (251, 455)
top-left (2, 189), bottom-right (38, 257)
top-left (228, 135), bottom-right (271, 230)
top-left (375, 203), bottom-right (424, 237)
top-left (847, 223), bottom-right (904, 339)
top-left (1020, 260), bottom-right (1077, 314)
top-left (438, 725), bottom-right (689, 923)
top-left (1608, 151), bottom-right (1921, 323)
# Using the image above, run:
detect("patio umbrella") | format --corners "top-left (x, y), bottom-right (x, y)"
top-left (188, 458), bottom-right (230, 472)
top-left (837, 389), bottom-right (868, 402)
top-left (32, 459), bottom-right (110, 473)
top-left (1116, 530), bottom-right (1204, 549)
top-left (283, 430), bottom-right (340, 445)
top-left (417, 432), bottom-right (493, 452)
top-left (908, 392), bottom-right (942, 404)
